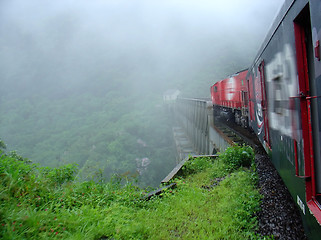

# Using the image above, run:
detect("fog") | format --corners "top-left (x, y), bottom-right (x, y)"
top-left (0, 0), bottom-right (284, 96)
top-left (0, 0), bottom-right (284, 186)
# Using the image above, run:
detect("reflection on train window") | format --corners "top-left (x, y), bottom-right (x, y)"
top-left (273, 77), bottom-right (283, 114)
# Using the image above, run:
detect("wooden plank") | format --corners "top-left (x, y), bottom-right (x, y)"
top-left (143, 183), bottom-right (177, 200)
top-left (161, 156), bottom-right (190, 183)
top-left (161, 155), bottom-right (218, 183)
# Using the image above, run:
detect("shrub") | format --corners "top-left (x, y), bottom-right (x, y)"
top-left (41, 164), bottom-right (78, 186)
top-left (182, 156), bottom-right (213, 175)
top-left (219, 145), bottom-right (254, 172)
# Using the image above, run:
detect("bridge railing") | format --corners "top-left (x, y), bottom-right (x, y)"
top-left (174, 98), bottom-right (211, 155)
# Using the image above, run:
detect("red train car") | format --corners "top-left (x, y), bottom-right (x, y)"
top-left (210, 69), bottom-right (249, 127)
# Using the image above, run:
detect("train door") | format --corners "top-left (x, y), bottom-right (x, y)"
top-left (240, 90), bottom-right (249, 127)
top-left (294, 4), bottom-right (321, 223)
top-left (241, 91), bottom-right (248, 111)
top-left (258, 61), bottom-right (271, 149)
top-left (247, 75), bottom-right (255, 124)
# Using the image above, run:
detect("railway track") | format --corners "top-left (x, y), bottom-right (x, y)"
top-left (213, 118), bottom-right (261, 149)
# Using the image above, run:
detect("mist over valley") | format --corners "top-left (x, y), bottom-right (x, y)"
top-left (0, 0), bottom-right (284, 186)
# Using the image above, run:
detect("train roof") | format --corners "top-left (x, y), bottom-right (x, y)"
top-left (227, 68), bottom-right (248, 78)
top-left (252, 0), bottom-right (294, 66)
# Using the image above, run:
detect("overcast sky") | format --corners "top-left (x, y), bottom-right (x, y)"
top-left (0, 0), bottom-right (285, 97)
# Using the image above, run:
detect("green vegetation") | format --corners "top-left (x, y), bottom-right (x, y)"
top-left (1, 144), bottom-right (267, 239)
top-left (219, 144), bottom-right (255, 172)
top-left (0, 92), bottom-right (176, 187)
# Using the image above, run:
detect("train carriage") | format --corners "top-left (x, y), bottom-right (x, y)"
top-left (247, 0), bottom-right (321, 238)
top-left (210, 70), bottom-right (249, 127)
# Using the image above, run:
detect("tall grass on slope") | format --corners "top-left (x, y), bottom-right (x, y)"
top-left (0, 144), bottom-right (265, 239)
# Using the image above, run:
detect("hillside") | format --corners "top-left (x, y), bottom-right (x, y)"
top-left (0, 143), bottom-right (265, 239)
top-left (0, 91), bottom-right (177, 187)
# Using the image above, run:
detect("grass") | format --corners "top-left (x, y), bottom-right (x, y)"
top-left (0, 144), bottom-right (268, 239)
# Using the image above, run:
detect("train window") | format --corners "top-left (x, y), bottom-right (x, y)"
top-left (214, 86), bottom-right (218, 92)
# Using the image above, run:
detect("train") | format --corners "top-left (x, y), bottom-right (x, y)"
top-left (210, 69), bottom-right (249, 127)
top-left (210, 0), bottom-right (321, 239)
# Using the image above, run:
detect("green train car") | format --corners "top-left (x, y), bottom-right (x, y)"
top-left (247, 0), bottom-right (321, 238)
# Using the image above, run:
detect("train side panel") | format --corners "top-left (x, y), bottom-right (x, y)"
top-left (211, 70), bottom-right (249, 126)
top-left (212, 70), bottom-right (248, 110)
top-left (221, 70), bottom-right (247, 110)
top-left (247, 0), bottom-right (321, 238)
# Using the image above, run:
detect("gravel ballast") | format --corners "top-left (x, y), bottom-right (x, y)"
top-left (254, 150), bottom-right (307, 239)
